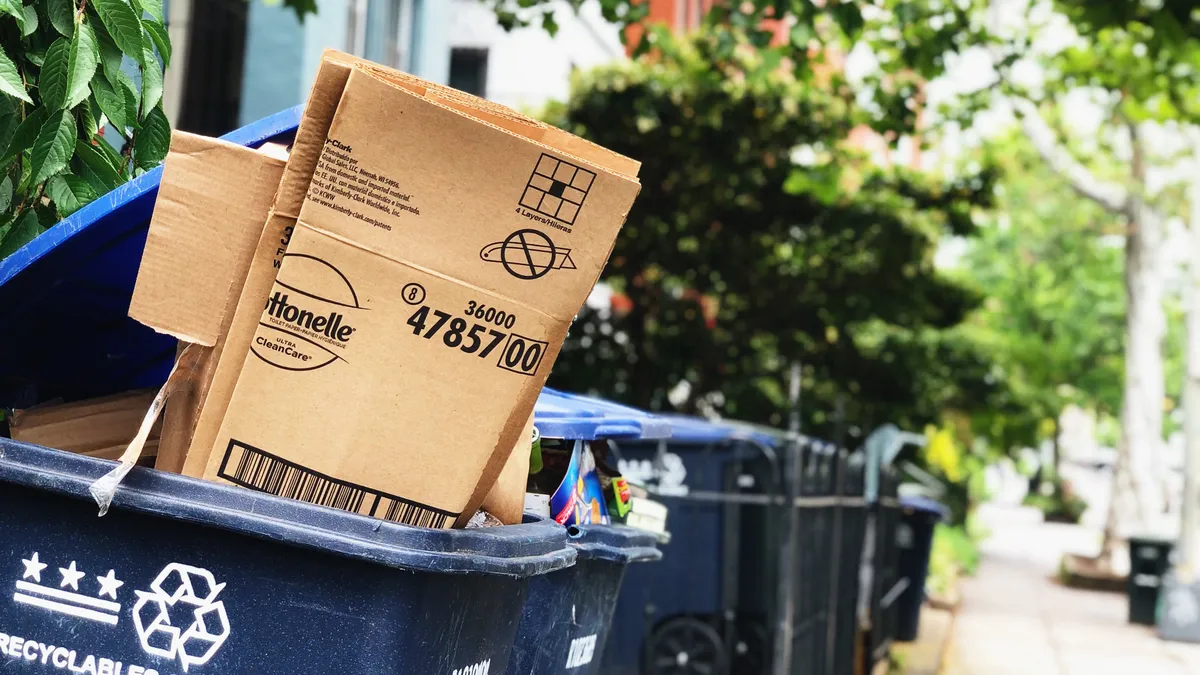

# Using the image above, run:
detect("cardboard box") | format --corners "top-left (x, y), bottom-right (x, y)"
top-left (9, 391), bottom-right (161, 460)
top-left (127, 132), bottom-right (288, 473)
top-left (180, 52), bottom-right (640, 528)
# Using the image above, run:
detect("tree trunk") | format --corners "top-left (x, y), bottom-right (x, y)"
top-left (1179, 159), bottom-right (1200, 577)
top-left (1100, 200), bottom-right (1166, 560)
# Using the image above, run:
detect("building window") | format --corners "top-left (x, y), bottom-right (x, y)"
top-left (449, 48), bottom-right (489, 98)
top-left (348, 0), bottom-right (414, 69)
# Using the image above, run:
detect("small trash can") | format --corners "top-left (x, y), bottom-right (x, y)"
top-left (0, 439), bottom-right (575, 675)
top-left (1128, 536), bottom-right (1174, 626)
top-left (894, 495), bottom-right (948, 642)
top-left (506, 390), bottom-right (667, 675)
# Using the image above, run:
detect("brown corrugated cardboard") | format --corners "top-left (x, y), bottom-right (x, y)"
top-left (185, 54), bottom-right (639, 528)
top-left (481, 413), bottom-right (534, 524)
top-left (127, 133), bottom-right (288, 473)
top-left (9, 391), bottom-right (161, 460)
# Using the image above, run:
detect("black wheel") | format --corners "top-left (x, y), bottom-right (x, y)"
top-left (644, 617), bottom-right (727, 675)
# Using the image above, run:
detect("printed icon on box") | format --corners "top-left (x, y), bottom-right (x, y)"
top-left (520, 154), bottom-right (595, 225)
top-left (133, 563), bottom-right (231, 672)
top-left (480, 229), bottom-right (576, 281)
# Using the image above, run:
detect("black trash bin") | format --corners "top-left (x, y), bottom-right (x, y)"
top-left (894, 495), bottom-right (947, 642)
top-left (1128, 536), bottom-right (1174, 626)
top-left (0, 440), bottom-right (575, 675)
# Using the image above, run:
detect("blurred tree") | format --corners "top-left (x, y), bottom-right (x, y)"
top-left (543, 28), bottom-right (1005, 441)
top-left (955, 130), bottom-right (1127, 479)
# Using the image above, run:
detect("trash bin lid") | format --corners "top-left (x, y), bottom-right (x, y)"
top-left (899, 494), bottom-right (949, 521)
top-left (533, 388), bottom-right (671, 441)
top-left (658, 413), bottom-right (797, 449)
top-left (0, 107), bottom-right (304, 408)
top-left (0, 438), bottom-right (577, 578)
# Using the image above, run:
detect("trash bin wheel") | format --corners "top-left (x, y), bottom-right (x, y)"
top-left (644, 617), bottom-right (727, 675)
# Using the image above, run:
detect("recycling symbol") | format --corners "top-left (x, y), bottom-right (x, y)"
top-left (132, 563), bottom-right (231, 671)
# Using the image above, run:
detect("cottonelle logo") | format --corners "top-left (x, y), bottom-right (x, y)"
top-left (252, 253), bottom-right (362, 372)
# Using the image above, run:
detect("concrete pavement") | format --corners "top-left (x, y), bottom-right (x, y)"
top-left (942, 505), bottom-right (1200, 675)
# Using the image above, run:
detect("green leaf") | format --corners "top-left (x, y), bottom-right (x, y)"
top-left (40, 38), bottom-right (72, 110)
top-left (78, 96), bottom-right (98, 136)
top-left (46, 0), bottom-right (75, 36)
top-left (0, 176), bottom-right (13, 213)
top-left (133, 104), bottom-right (168, 168)
top-left (143, 19), bottom-right (170, 67)
top-left (0, 45), bottom-right (31, 103)
top-left (3, 108), bottom-right (47, 163)
top-left (28, 110), bottom-right (76, 185)
top-left (0, 103), bottom-right (18, 159)
top-left (21, 5), bottom-right (39, 36)
top-left (0, 0), bottom-right (26, 30)
top-left (75, 137), bottom-right (122, 188)
top-left (94, 134), bottom-right (127, 175)
top-left (67, 21), bottom-right (100, 109)
top-left (92, 0), bottom-right (143, 65)
top-left (93, 20), bottom-right (123, 77)
top-left (46, 174), bottom-right (98, 216)
top-left (25, 44), bottom-right (46, 67)
top-left (0, 211), bottom-right (45, 260)
top-left (139, 0), bottom-right (161, 23)
top-left (140, 46), bottom-right (161, 118)
top-left (91, 72), bottom-right (127, 131)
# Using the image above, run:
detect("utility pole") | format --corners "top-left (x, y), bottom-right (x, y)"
top-left (772, 361), bottom-right (803, 675)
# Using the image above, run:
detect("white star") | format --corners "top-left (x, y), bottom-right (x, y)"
top-left (96, 570), bottom-right (123, 599)
top-left (21, 553), bottom-right (47, 583)
top-left (58, 561), bottom-right (85, 591)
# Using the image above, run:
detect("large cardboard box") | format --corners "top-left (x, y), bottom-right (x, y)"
top-left (181, 52), bottom-right (640, 528)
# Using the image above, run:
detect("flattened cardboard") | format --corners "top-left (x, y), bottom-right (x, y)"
top-left (129, 133), bottom-right (288, 347)
top-left (480, 413), bottom-right (534, 525)
top-left (185, 51), bottom-right (640, 529)
top-left (128, 133), bottom-right (288, 473)
top-left (9, 391), bottom-right (161, 460)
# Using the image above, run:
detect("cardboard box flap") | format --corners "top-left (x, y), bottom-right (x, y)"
top-left (298, 67), bottom-right (641, 323)
top-left (129, 132), bottom-right (288, 346)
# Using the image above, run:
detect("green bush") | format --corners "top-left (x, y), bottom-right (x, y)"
top-left (926, 524), bottom-right (980, 596)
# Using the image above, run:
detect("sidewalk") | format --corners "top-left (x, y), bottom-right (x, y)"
top-left (942, 505), bottom-right (1200, 675)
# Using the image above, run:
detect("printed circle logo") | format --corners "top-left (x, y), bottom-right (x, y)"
top-left (133, 563), bottom-right (231, 672)
top-left (253, 253), bottom-right (363, 372)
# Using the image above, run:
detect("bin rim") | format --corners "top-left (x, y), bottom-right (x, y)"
top-left (0, 439), bottom-right (576, 579)
top-left (564, 522), bottom-right (663, 564)
top-left (534, 387), bottom-right (671, 441)
top-left (899, 494), bottom-right (950, 521)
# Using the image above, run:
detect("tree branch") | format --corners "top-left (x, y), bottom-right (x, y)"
top-left (1011, 98), bottom-right (1130, 216)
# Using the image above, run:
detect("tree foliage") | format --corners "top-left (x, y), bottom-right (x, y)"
top-left (543, 28), bottom-right (1003, 440)
top-left (0, 0), bottom-right (170, 260)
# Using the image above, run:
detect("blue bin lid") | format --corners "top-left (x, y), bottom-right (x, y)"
top-left (0, 107), bottom-right (304, 408)
top-left (900, 494), bottom-right (950, 521)
top-left (657, 413), bottom-right (793, 449)
top-left (534, 388), bottom-right (671, 441)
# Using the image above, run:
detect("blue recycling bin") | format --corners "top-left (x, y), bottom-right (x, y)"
top-left (0, 438), bottom-right (575, 674)
top-left (504, 390), bottom-right (668, 675)
top-left (894, 496), bottom-right (948, 642)
top-left (0, 107), bottom-right (303, 409)
top-left (601, 416), bottom-right (796, 675)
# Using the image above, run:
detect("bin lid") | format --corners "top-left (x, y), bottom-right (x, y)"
top-left (0, 107), bottom-right (304, 408)
top-left (657, 413), bottom-right (791, 449)
top-left (533, 388), bottom-right (671, 441)
top-left (900, 494), bottom-right (950, 521)
top-left (0, 439), bottom-right (576, 578)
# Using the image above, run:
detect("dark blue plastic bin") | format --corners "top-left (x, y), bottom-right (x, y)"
top-left (506, 393), bottom-right (667, 675)
top-left (0, 439), bottom-right (575, 675)
top-left (894, 495), bottom-right (948, 642)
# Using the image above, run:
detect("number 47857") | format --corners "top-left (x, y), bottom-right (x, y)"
top-left (406, 305), bottom-right (507, 357)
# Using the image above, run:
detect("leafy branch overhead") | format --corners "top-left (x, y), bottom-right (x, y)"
top-left (0, 0), bottom-right (171, 260)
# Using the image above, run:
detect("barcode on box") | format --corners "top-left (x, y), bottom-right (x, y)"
top-left (218, 440), bottom-right (457, 528)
